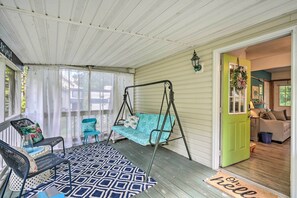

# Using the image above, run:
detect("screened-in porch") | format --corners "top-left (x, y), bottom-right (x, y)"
top-left (1, 0), bottom-right (297, 197)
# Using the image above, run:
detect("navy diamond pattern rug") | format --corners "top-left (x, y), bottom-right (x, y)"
top-left (27, 143), bottom-right (157, 197)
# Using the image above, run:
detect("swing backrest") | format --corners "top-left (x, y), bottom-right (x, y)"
top-left (135, 113), bottom-right (175, 135)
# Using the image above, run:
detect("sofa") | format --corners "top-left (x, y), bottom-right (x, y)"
top-left (251, 108), bottom-right (291, 143)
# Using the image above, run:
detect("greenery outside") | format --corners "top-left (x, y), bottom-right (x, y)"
top-left (279, 85), bottom-right (291, 106)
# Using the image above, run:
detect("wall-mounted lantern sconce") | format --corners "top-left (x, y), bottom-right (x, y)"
top-left (191, 50), bottom-right (203, 73)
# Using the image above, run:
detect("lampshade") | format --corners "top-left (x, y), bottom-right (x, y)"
top-left (249, 101), bottom-right (255, 109)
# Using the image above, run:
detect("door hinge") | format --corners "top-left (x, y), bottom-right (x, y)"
top-left (220, 65), bottom-right (222, 71)
top-left (220, 107), bottom-right (222, 113)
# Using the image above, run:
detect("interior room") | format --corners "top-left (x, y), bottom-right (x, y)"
top-left (224, 36), bottom-right (291, 195)
top-left (0, 1), bottom-right (297, 198)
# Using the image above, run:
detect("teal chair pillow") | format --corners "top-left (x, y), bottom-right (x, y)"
top-left (20, 123), bottom-right (44, 144)
top-left (82, 121), bottom-right (96, 132)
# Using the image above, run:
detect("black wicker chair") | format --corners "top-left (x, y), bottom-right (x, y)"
top-left (10, 118), bottom-right (65, 156)
top-left (0, 140), bottom-right (72, 198)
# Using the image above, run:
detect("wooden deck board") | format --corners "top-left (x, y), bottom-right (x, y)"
top-left (111, 140), bottom-right (225, 198)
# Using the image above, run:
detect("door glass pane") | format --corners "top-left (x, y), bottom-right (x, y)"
top-left (228, 63), bottom-right (247, 114)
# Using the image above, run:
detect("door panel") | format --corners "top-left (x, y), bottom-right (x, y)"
top-left (221, 54), bottom-right (251, 167)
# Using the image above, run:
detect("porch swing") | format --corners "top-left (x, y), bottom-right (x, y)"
top-left (106, 80), bottom-right (192, 177)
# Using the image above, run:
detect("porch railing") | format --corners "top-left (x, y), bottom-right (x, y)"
top-left (60, 110), bottom-right (113, 142)
top-left (0, 110), bottom-right (113, 182)
top-left (0, 115), bottom-right (22, 185)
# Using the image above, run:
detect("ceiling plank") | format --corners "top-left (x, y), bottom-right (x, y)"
top-left (0, 10), bottom-right (29, 62)
top-left (182, 0), bottom-right (293, 44)
top-left (0, 4), bottom-right (188, 46)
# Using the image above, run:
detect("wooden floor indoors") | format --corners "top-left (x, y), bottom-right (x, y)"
top-left (224, 138), bottom-right (291, 196)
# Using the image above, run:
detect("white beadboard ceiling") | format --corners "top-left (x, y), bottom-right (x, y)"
top-left (0, 0), bottom-right (297, 68)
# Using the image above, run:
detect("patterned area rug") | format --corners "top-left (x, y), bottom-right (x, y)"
top-left (27, 143), bottom-right (157, 197)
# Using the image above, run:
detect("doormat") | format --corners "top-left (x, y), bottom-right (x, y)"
top-left (204, 171), bottom-right (277, 198)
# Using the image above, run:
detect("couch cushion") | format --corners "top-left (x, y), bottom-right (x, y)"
top-left (267, 111), bottom-right (277, 120)
top-left (272, 110), bottom-right (286, 121)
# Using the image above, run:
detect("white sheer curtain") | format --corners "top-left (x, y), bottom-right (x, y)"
top-left (26, 66), bottom-right (61, 142)
top-left (26, 66), bottom-right (133, 148)
top-left (113, 73), bottom-right (134, 120)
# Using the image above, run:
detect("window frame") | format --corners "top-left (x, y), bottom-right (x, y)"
top-left (279, 85), bottom-right (291, 107)
top-left (0, 55), bottom-right (22, 122)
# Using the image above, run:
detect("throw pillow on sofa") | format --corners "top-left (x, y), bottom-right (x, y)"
top-left (259, 112), bottom-right (270, 119)
top-left (272, 110), bottom-right (286, 121)
top-left (266, 111), bottom-right (277, 120)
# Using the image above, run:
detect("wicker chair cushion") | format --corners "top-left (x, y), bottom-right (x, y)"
top-left (13, 147), bottom-right (38, 173)
top-left (20, 123), bottom-right (44, 143)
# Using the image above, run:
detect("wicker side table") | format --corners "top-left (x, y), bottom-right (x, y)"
top-left (9, 146), bottom-right (52, 191)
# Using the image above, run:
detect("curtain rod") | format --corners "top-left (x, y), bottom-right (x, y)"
top-left (25, 64), bottom-right (135, 74)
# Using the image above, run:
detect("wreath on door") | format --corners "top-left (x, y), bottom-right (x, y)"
top-left (232, 59), bottom-right (247, 91)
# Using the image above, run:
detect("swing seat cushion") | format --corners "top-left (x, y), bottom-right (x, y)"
top-left (112, 113), bottom-right (175, 146)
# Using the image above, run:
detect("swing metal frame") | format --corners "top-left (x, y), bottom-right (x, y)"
top-left (106, 80), bottom-right (192, 178)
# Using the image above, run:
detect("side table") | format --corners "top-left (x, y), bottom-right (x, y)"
top-left (9, 146), bottom-right (52, 191)
top-left (250, 116), bottom-right (260, 141)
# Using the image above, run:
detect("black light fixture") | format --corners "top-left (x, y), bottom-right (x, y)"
top-left (191, 50), bottom-right (202, 73)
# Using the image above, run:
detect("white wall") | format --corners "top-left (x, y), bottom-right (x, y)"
top-left (272, 70), bottom-right (291, 80)
top-left (251, 53), bottom-right (291, 71)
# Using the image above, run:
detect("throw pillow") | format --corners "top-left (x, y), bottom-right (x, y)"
top-left (259, 112), bottom-right (270, 119)
top-left (272, 110), bottom-right (286, 121)
top-left (13, 146), bottom-right (38, 173)
top-left (124, 115), bottom-right (139, 129)
top-left (266, 111), bottom-right (277, 120)
top-left (82, 121), bottom-right (96, 132)
top-left (20, 123), bottom-right (44, 144)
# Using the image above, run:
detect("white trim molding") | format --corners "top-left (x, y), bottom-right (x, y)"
top-left (212, 27), bottom-right (296, 197)
top-left (291, 26), bottom-right (297, 198)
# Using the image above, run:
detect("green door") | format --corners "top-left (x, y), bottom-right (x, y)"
top-left (221, 54), bottom-right (251, 167)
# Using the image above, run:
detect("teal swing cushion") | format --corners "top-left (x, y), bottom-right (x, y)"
top-left (112, 113), bottom-right (175, 146)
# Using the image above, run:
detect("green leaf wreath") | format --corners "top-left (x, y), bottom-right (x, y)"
top-left (232, 66), bottom-right (247, 91)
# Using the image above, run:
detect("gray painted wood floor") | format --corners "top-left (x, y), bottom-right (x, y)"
top-left (5, 140), bottom-right (226, 198)
top-left (111, 140), bottom-right (225, 198)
